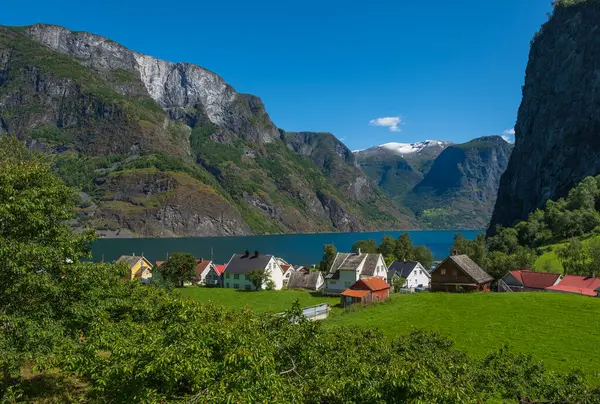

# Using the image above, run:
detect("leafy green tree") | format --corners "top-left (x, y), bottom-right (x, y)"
top-left (319, 244), bottom-right (337, 273)
top-left (586, 237), bottom-right (600, 277)
top-left (247, 268), bottom-right (269, 290)
top-left (378, 235), bottom-right (397, 257)
top-left (487, 226), bottom-right (520, 254)
top-left (452, 233), bottom-right (487, 267)
top-left (351, 239), bottom-right (378, 254)
top-left (392, 276), bottom-right (407, 293)
top-left (394, 233), bottom-right (414, 261)
top-left (411, 245), bottom-right (434, 270)
top-left (160, 252), bottom-right (197, 287)
top-left (557, 238), bottom-right (588, 275)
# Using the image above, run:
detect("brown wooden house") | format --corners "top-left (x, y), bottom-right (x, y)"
top-left (340, 277), bottom-right (390, 308)
top-left (431, 254), bottom-right (493, 292)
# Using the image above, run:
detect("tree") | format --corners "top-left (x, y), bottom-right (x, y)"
top-left (487, 226), bottom-right (520, 254)
top-left (557, 238), bottom-right (588, 275)
top-left (451, 233), bottom-right (487, 267)
top-left (319, 244), bottom-right (337, 273)
top-left (392, 276), bottom-right (406, 293)
top-left (247, 268), bottom-right (270, 291)
top-left (160, 252), bottom-right (197, 287)
top-left (394, 233), bottom-right (414, 261)
top-left (587, 237), bottom-right (600, 277)
top-left (378, 235), bottom-right (397, 257)
top-left (351, 239), bottom-right (378, 254)
top-left (411, 246), bottom-right (434, 270)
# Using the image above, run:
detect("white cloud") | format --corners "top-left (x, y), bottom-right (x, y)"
top-left (369, 116), bottom-right (402, 132)
top-left (503, 128), bottom-right (515, 135)
top-left (501, 135), bottom-right (513, 143)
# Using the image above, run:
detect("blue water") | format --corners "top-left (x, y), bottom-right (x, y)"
top-left (91, 230), bottom-right (481, 266)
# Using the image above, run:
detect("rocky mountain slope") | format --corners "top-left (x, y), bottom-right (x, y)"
top-left (406, 136), bottom-right (512, 229)
top-left (356, 137), bottom-right (511, 229)
top-left (0, 24), bottom-right (416, 237)
top-left (489, 0), bottom-right (600, 235)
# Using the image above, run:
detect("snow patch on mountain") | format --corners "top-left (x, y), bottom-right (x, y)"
top-left (379, 140), bottom-right (451, 155)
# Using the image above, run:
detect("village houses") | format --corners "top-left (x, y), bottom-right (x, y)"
top-left (340, 276), bottom-right (390, 308)
top-left (287, 271), bottom-right (324, 291)
top-left (116, 255), bottom-right (153, 282)
top-left (430, 254), bottom-right (493, 292)
top-left (387, 260), bottom-right (431, 290)
top-left (323, 250), bottom-right (387, 295)
top-left (223, 251), bottom-right (285, 290)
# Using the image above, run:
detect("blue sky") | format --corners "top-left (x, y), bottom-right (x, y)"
top-left (4, 0), bottom-right (552, 150)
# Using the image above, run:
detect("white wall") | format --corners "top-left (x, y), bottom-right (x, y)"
top-left (264, 257), bottom-right (284, 290)
top-left (404, 263), bottom-right (430, 288)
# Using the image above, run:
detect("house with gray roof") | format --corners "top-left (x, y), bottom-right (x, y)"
top-left (287, 271), bottom-right (324, 291)
top-left (223, 251), bottom-right (285, 290)
top-left (387, 260), bottom-right (431, 290)
top-left (430, 254), bottom-right (493, 292)
top-left (323, 250), bottom-right (387, 295)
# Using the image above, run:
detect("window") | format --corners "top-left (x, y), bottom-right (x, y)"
top-left (245, 285), bottom-right (251, 291)
top-left (234, 274), bottom-right (239, 280)
top-left (234, 284), bottom-right (239, 289)
top-left (226, 273), bottom-right (230, 279)
top-left (440, 269), bottom-right (446, 275)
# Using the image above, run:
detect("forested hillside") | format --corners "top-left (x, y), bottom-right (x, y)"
top-left (0, 24), bottom-right (414, 237)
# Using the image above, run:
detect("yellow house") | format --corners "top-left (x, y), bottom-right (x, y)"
top-left (115, 255), bottom-right (153, 282)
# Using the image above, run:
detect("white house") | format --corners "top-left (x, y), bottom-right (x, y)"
top-left (387, 261), bottom-right (431, 290)
top-left (223, 251), bottom-right (284, 291)
top-left (323, 250), bottom-right (387, 295)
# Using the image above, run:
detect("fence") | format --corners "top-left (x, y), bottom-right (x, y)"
top-left (276, 303), bottom-right (330, 321)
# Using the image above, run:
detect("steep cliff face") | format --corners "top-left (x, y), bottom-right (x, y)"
top-left (406, 136), bottom-right (512, 229)
top-left (489, 1), bottom-right (600, 234)
top-left (0, 24), bottom-right (414, 236)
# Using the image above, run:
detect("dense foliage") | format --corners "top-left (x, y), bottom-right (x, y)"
top-left (351, 234), bottom-right (434, 268)
top-left (158, 252), bottom-right (197, 287)
top-left (2, 136), bottom-right (600, 402)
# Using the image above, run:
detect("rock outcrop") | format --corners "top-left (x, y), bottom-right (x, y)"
top-left (0, 24), bottom-right (414, 236)
top-left (489, 0), bottom-right (600, 234)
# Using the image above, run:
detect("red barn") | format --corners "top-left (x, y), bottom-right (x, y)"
top-left (341, 277), bottom-right (390, 308)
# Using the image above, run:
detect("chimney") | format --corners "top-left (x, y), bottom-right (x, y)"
top-left (358, 248), bottom-right (361, 255)
top-left (200, 257), bottom-right (203, 263)
top-left (451, 249), bottom-right (458, 256)
top-left (254, 250), bottom-right (260, 257)
top-left (243, 250), bottom-right (250, 258)
top-left (133, 252), bottom-right (135, 257)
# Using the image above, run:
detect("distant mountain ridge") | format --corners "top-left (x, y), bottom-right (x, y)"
top-left (356, 136), bottom-right (512, 229)
top-left (0, 23), bottom-right (416, 236)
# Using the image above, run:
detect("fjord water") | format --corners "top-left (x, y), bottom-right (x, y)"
top-left (91, 230), bottom-right (480, 266)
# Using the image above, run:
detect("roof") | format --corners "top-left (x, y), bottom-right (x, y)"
top-left (359, 276), bottom-right (391, 291)
top-left (195, 259), bottom-right (212, 277)
top-left (341, 289), bottom-right (371, 298)
top-left (388, 261), bottom-right (421, 279)
top-left (115, 255), bottom-right (151, 268)
top-left (507, 270), bottom-right (561, 289)
top-left (214, 265), bottom-right (226, 276)
top-left (439, 255), bottom-right (493, 284)
top-left (281, 264), bottom-right (292, 274)
top-left (361, 254), bottom-right (381, 276)
top-left (225, 253), bottom-right (273, 274)
top-left (155, 261), bottom-right (165, 267)
top-left (287, 272), bottom-right (323, 290)
top-left (338, 253), bottom-right (366, 271)
top-left (546, 275), bottom-right (600, 297)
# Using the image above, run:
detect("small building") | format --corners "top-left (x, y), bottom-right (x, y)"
top-left (116, 255), bottom-right (153, 282)
top-left (324, 250), bottom-right (388, 295)
top-left (430, 254), bottom-right (493, 292)
top-left (545, 275), bottom-right (600, 297)
top-left (500, 270), bottom-right (561, 292)
top-left (193, 258), bottom-right (218, 286)
top-left (340, 277), bottom-right (390, 308)
top-left (223, 251), bottom-right (285, 290)
top-left (387, 260), bottom-right (431, 290)
top-left (287, 271), bottom-right (324, 291)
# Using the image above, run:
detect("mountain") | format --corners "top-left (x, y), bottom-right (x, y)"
top-left (489, 0), bottom-right (600, 235)
top-left (406, 136), bottom-right (512, 229)
top-left (355, 140), bottom-right (451, 198)
top-left (355, 137), bottom-right (510, 229)
top-left (0, 24), bottom-right (416, 237)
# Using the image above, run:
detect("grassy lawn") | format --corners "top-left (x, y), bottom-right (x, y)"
top-left (179, 287), bottom-right (340, 313)
top-left (325, 292), bottom-right (600, 377)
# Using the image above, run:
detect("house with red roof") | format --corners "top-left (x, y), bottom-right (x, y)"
top-left (545, 275), bottom-right (600, 297)
top-left (340, 276), bottom-right (390, 308)
top-left (500, 270), bottom-right (562, 292)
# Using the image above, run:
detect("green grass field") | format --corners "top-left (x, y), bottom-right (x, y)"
top-left (326, 292), bottom-right (600, 377)
top-left (180, 287), bottom-right (600, 377)
top-left (179, 287), bottom-right (340, 313)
